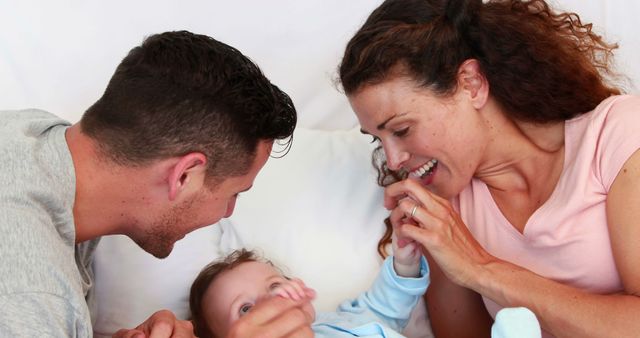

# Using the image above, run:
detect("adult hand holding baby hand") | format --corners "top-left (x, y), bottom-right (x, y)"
top-left (227, 296), bottom-right (315, 338)
top-left (385, 179), bottom-right (494, 288)
top-left (112, 289), bottom-right (316, 338)
top-left (391, 219), bottom-right (422, 278)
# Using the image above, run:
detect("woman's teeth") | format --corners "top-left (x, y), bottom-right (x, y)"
top-left (412, 159), bottom-right (438, 178)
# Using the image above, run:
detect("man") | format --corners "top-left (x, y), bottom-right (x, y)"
top-left (0, 31), bottom-right (313, 337)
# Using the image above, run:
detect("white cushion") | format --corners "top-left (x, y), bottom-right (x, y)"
top-left (222, 127), bottom-right (387, 312)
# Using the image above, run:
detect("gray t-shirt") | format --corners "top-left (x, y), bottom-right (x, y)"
top-left (0, 109), bottom-right (99, 337)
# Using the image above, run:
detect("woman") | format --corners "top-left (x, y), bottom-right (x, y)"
top-left (338, 0), bottom-right (640, 337)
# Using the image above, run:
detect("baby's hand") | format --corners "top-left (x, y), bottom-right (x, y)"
top-left (270, 278), bottom-right (316, 301)
top-left (392, 230), bottom-right (422, 278)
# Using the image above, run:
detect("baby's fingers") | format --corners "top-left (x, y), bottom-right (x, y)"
top-left (286, 278), bottom-right (306, 300)
top-left (272, 279), bottom-right (310, 301)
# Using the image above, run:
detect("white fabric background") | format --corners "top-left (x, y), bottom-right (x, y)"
top-left (1, 1), bottom-right (638, 337)
top-left (1, 0), bottom-right (638, 129)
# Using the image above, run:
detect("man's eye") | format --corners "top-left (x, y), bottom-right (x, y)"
top-left (393, 127), bottom-right (409, 137)
top-left (370, 135), bottom-right (381, 144)
top-left (239, 304), bottom-right (253, 316)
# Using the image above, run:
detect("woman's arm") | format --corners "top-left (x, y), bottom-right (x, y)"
top-left (425, 254), bottom-right (493, 338)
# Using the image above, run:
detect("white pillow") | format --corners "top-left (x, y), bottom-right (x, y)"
top-left (222, 127), bottom-right (387, 311)
top-left (222, 127), bottom-right (433, 337)
top-left (91, 127), bottom-right (433, 337)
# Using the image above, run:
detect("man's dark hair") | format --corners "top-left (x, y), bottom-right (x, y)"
top-left (81, 30), bottom-right (296, 183)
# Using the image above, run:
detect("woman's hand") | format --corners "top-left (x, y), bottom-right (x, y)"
top-left (385, 179), bottom-right (494, 288)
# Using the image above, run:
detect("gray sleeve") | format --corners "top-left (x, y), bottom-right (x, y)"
top-left (0, 293), bottom-right (92, 337)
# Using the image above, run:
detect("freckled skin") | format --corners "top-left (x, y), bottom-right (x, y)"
top-left (348, 77), bottom-right (490, 199)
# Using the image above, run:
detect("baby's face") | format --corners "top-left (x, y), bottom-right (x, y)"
top-left (202, 261), bottom-right (316, 336)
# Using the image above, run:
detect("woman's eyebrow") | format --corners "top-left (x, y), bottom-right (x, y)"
top-left (376, 114), bottom-right (398, 130)
top-left (360, 112), bottom-right (409, 134)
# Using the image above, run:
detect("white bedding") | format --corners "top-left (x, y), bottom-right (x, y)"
top-left (1, 1), bottom-right (638, 337)
top-left (92, 127), bottom-right (434, 337)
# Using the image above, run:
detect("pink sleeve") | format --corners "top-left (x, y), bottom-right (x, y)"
top-left (596, 96), bottom-right (640, 191)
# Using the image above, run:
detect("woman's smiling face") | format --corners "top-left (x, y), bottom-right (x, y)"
top-left (348, 76), bottom-right (489, 199)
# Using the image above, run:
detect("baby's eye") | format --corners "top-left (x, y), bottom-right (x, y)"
top-left (269, 282), bottom-right (282, 290)
top-left (239, 303), bottom-right (253, 317)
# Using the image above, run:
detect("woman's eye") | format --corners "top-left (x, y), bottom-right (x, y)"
top-left (370, 135), bottom-right (381, 144)
top-left (239, 304), bottom-right (253, 316)
top-left (393, 127), bottom-right (409, 137)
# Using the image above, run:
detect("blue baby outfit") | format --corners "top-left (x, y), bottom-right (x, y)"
top-left (312, 256), bottom-right (429, 338)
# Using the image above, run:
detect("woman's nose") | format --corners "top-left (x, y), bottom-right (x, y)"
top-left (384, 143), bottom-right (409, 171)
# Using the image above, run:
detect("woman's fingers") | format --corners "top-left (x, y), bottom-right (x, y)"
top-left (389, 196), bottom-right (444, 232)
top-left (384, 181), bottom-right (496, 287)
top-left (389, 198), bottom-right (417, 227)
top-left (384, 179), bottom-right (448, 215)
top-left (395, 222), bottom-right (424, 244)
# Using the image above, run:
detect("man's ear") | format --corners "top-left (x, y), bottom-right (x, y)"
top-left (457, 59), bottom-right (489, 109)
top-left (167, 152), bottom-right (208, 201)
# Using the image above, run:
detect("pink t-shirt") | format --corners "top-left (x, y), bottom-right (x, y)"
top-left (453, 95), bottom-right (640, 336)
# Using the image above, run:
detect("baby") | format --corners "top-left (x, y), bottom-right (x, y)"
top-left (189, 232), bottom-right (428, 338)
top-left (189, 236), bottom-right (541, 338)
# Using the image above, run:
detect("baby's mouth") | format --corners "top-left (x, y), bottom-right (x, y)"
top-left (409, 159), bottom-right (438, 179)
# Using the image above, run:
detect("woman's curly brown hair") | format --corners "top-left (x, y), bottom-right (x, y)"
top-left (339, 0), bottom-right (623, 257)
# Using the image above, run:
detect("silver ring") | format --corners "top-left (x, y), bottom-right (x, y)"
top-left (410, 204), bottom-right (419, 218)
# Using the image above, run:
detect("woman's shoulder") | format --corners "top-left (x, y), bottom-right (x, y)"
top-left (567, 94), bottom-right (640, 190)
top-left (566, 94), bottom-right (640, 133)
top-left (598, 93), bottom-right (640, 111)
top-left (586, 94), bottom-right (639, 121)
